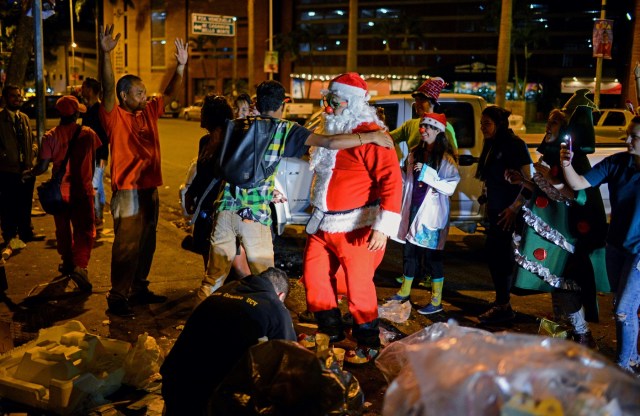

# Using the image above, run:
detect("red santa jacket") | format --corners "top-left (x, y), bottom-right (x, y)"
top-left (310, 122), bottom-right (402, 236)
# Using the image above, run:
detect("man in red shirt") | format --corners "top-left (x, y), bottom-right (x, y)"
top-left (27, 96), bottom-right (101, 291)
top-left (98, 24), bottom-right (188, 317)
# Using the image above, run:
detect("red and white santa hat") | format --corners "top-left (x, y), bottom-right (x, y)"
top-left (327, 72), bottom-right (369, 100)
top-left (412, 77), bottom-right (446, 103)
top-left (420, 112), bottom-right (447, 132)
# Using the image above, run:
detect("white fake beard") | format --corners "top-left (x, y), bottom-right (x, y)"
top-left (323, 99), bottom-right (385, 135)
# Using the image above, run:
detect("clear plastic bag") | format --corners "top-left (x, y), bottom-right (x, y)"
top-left (378, 300), bottom-right (412, 323)
top-left (376, 320), bottom-right (640, 416)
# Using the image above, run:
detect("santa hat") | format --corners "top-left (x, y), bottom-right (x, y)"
top-left (420, 112), bottom-right (446, 132)
top-left (412, 77), bottom-right (445, 103)
top-left (328, 72), bottom-right (369, 100)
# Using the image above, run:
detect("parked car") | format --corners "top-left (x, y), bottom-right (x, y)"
top-left (592, 108), bottom-right (634, 142)
top-left (180, 100), bottom-right (203, 121)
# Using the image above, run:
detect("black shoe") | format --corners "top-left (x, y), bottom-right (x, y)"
top-left (479, 303), bottom-right (515, 324)
top-left (129, 290), bottom-right (168, 305)
top-left (299, 310), bottom-right (317, 323)
top-left (69, 267), bottom-right (92, 292)
top-left (21, 233), bottom-right (46, 242)
top-left (572, 331), bottom-right (598, 350)
top-left (107, 299), bottom-right (135, 317)
top-left (342, 312), bottom-right (354, 326)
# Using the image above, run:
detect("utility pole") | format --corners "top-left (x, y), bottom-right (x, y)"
top-left (346, 0), bottom-right (358, 72)
top-left (33, 0), bottom-right (46, 144)
top-left (268, 0), bottom-right (273, 81)
top-left (69, 0), bottom-right (75, 91)
top-left (594, 0), bottom-right (606, 108)
top-left (495, 0), bottom-right (512, 108)
top-left (248, 0), bottom-right (254, 94)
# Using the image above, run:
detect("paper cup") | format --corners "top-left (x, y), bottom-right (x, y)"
top-left (315, 333), bottom-right (330, 353)
top-left (333, 347), bottom-right (345, 370)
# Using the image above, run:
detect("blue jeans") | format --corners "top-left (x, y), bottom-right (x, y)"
top-left (92, 165), bottom-right (106, 220)
top-left (606, 244), bottom-right (640, 370)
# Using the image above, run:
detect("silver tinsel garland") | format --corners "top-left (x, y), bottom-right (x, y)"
top-left (521, 206), bottom-right (575, 253)
top-left (513, 236), bottom-right (581, 291)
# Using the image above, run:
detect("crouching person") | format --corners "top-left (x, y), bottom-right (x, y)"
top-left (160, 267), bottom-right (296, 415)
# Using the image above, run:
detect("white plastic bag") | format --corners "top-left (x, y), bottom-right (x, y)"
top-left (378, 300), bottom-right (411, 323)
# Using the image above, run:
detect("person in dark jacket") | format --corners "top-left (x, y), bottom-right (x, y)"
top-left (475, 106), bottom-right (532, 324)
top-left (81, 77), bottom-right (110, 229)
top-left (0, 85), bottom-right (44, 247)
top-left (160, 267), bottom-right (296, 416)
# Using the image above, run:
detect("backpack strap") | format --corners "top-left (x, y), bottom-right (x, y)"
top-left (53, 125), bottom-right (82, 184)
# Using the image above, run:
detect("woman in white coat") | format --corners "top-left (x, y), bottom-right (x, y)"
top-left (391, 112), bottom-right (460, 314)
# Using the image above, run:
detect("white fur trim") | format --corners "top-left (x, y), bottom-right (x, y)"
top-left (372, 209), bottom-right (402, 237)
top-left (331, 82), bottom-right (368, 99)
top-left (421, 117), bottom-right (445, 132)
top-left (319, 206), bottom-right (380, 233)
top-left (309, 147), bottom-right (337, 211)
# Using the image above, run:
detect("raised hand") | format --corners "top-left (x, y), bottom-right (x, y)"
top-left (559, 142), bottom-right (572, 168)
top-left (174, 38), bottom-right (189, 66)
top-left (99, 24), bottom-right (121, 53)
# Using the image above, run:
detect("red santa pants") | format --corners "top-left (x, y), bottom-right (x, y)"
top-left (303, 227), bottom-right (384, 325)
top-left (53, 195), bottom-right (95, 269)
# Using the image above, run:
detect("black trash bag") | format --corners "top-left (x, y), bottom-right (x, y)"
top-left (209, 340), bottom-right (364, 416)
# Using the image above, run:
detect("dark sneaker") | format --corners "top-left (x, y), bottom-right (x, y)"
top-left (342, 312), bottom-right (354, 326)
top-left (385, 293), bottom-right (410, 302)
top-left (345, 345), bottom-right (379, 365)
top-left (479, 303), bottom-right (515, 324)
top-left (572, 331), bottom-right (598, 350)
top-left (21, 233), bottom-right (46, 242)
top-left (69, 267), bottom-right (92, 292)
top-left (129, 290), bottom-right (167, 305)
top-left (299, 310), bottom-right (317, 323)
top-left (417, 303), bottom-right (443, 315)
top-left (107, 299), bottom-right (135, 318)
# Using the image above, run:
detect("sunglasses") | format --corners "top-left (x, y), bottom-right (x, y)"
top-left (321, 93), bottom-right (348, 110)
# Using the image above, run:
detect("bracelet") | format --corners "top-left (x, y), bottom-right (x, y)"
top-left (356, 132), bottom-right (363, 146)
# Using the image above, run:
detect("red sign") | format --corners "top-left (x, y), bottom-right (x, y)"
top-left (593, 19), bottom-right (613, 60)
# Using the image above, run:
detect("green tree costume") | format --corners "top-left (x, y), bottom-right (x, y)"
top-left (513, 92), bottom-right (610, 321)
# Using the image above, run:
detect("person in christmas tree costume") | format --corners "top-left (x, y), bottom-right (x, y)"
top-left (507, 89), bottom-right (609, 347)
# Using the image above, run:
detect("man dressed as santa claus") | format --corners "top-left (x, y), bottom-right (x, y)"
top-left (301, 73), bottom-right (402, 364)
